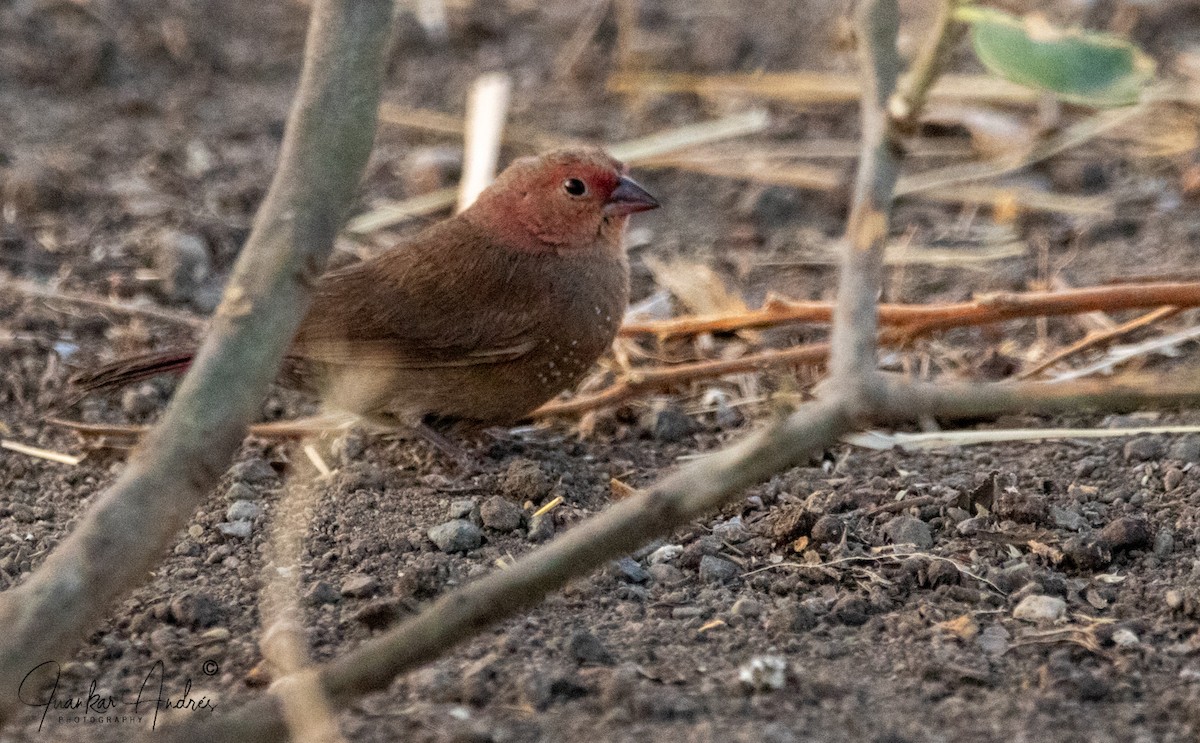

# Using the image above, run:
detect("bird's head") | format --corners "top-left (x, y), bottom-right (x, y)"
top-left (464, 148), bottom-right (659, 253)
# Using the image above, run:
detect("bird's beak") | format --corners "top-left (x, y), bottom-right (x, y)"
top-left (603, 176), bottom-right (660, 217)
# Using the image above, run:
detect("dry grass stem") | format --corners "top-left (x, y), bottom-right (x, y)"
top-left (457, 72), bottom-right (512, 212)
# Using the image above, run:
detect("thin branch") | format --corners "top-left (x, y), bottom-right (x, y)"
top-left (0, 0), bottom-right (395, 726)
top-left (1018, 305), bottom-right (1182, 379)
top-left (161, 399), bottom-right (854, 743)
top-left (826, 0), bottom-right (901, 401)
top-left (889, 0), bottom-right (967, 129)
top-left (534, 343), bottom-right (829, 417)
top-left (620, 282), bottom-right (1200, 340)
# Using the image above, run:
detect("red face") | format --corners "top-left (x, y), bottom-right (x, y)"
top-left (466, 149), bottom-right (659, 253)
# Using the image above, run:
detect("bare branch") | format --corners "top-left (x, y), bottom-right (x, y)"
top-left (619, 282), bottom-right (1200, 340)
top-left (0, 0), bottom-right (395, 725)
top-left (889, 0), bottom-right (967, 129)
top-left (826, 0), bottom-right (901, 400)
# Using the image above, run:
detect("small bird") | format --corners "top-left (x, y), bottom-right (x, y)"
top-left (73, 148), bottom-right (659, 435)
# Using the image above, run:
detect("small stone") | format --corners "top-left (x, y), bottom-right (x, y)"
top-left (884, 515), bottom-right (933, 549)
top-left (1123, 437), bottom-right (1163, 462)
top-left (647, 563), bottom-right (685, 585)
top-left (229, 458), bottom-right (277, 486)
top-left (1154, 529), bottom-right (1175, 558)
top-left (809, 514), bottom-right (845, 545)
top-left (737, 655), bottom-right (788, 692)
top-left (647, 545), bottom-right (683, 564)
top-left (479, 496), bottom-right (523, 532)
top-left (1164, 468), bottom-right (1185, 491)
top-left (610, 557), bottom-right (649, 584)
top-left (526, 513), bottom-right (554, 543)
top-left (187, 524), bottom-right (204, 539)
top-left (1166, 590), bottom-right (1184, 610)
top-left (1012, 594), bottom-right (1066, 623)
top-left (1112, 628), bottom-right (1139, 647)
top-left (225, 482), bottom-right (258, 501)
top-left (168, 592), bottom-right (221, 629)
top-left (216, 520), bottom-right (251, 539)
top-left (340, 574), bottom-right (380, 598)
top-left (1098, 516), bottom-right (1153, 553)
top-left (499, 459), bottom-right (551, 502)
top-left (711, 516), bottom-right (749, 542)
top-left (330, 431), bottom-right (367, 465)
top-left (977, 624), bottom-right (1011, 656)
top-left (698, 555), bottom-right (740, 583)
top-left (428, 519), bottom-right (483, 553)
top-left (957, 516), bottom-right (987, 536)
top-left (153, 229), bottom-right (211, 303)
top-left (198, 627), bottom-right (231, 643)
top-left (305, 581), bottom-right (341, 605)
top-left (351, 598), bottom-right (402, 630)
top-left (651, 404), bottom-right (696, 443)
top-left (830, 595), bottom-right (870, 626)
top-left (1168, 435), bottom-right (1200, 463)
top-left (567, 629), bottom-right (614, 665)
top-left (120, 384), bottom-right (159, 418)
top-left (447, 499), bottom-right (477, 521)
top-left (225, 500), bottom-right (261, 522)
top-left (1050, 506), bottom-right (1087, 532)
top-left (731, 598), bottom-right (763, 618)
top-left (1063, 536), bottom-right (1112, 570)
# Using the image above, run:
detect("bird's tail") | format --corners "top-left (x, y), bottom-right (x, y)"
top-left (70, 349), bottom-right (196, 392)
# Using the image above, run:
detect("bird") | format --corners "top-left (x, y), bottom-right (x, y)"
top-left (71, 148), bottom-right (659, 441)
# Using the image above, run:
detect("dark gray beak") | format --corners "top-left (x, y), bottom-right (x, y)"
top-left (603, 176), bottom-right (660, 217)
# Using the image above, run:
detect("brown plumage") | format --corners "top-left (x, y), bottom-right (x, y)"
top-left (73, 149), bottom-right (659, 428)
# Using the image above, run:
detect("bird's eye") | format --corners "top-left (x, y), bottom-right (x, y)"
top-left (563, 178), bottom-right (588, 196)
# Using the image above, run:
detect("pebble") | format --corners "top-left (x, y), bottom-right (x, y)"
top-left (1166, 590), bottom-right (1184, 610)
top-left (567, 629), bottom-right (614, 665)
top-left (1164, 467), bottom-right (1185, 491)
top-left (168, 592), bottom-right (222, 629)
top-left (698, 555), bottom-right (740, 583)
top-left (225, 500), bottom-right (261, 522)
top-left (120, 384), bottom-right (159, 418)
top-left (447, 499), bottom-right (477, 521)
top-left (499, 459), bottom-right (551, 502)
top-left (229, 458), bottom-right (277, 486)
top-left (956, 516), bottom-right (987, 536)
top-left (152, 229), bottom-right (211, 303)
top-left (1050, 506), bottom-right (1087, 532)
top-left (479, 496), bottom-right (523, 532)
top-left (428, 519), bottom-right (483, 553)
top-left (731, 598), bottom-right (763, 618)
top-left (977, 624), bottom-right (1011, 656)
top-left (225, 482), bottom-right (258, 501)
top-left (1123, 436), bottom-right (1163, 462)
top-left (1168, 435), bottom-right (1200, 463)
top-left (810, 514), bottom-right (845, 545)
top-left (330, 431), bottom-right (367, 465)
top-left (885, 515), bottom-right (933, 549)
top-left (1154, 529), bottom-right (1175, 558)
top-left (1012, 594), bottom-right (1066, 623)
top-left (216, 520), bottom-right (251, 539)
top-left (650, 403), bottom-right (696, 443)
top-left (1098, 516), bottom-right (1153, 553)
top-left (647, 545), bottom-right (683, 564)
top-left (711, 516), bottom-right (749, 543)
top-left (305, 581), bottom-right (341, 605)
top-left (610, 557), bottom-right (649, 584)
top-left (187, 524), bottom-right (204, 539)
top-left (351, 599), bottom-right (402, 630)
top-left (647, 563), bottom-right (685, 585)
top-left (1112, 628), bottom-right (1139, 647)
top-left (737, 655), bottom-right (788, 692)
top-left (340, 574), bottom-right (379, 598)
top-left (526, 513), bottom-right (554, 543)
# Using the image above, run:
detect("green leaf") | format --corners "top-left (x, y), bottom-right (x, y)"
top-left (956, 6), bottom-right (1155, 107)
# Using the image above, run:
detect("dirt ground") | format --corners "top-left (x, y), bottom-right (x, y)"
top-left (5, 0), bottom-right (1200, 741)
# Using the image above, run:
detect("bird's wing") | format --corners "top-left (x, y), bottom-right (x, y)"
top-left (290, 220), bottom-right (545, 371)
